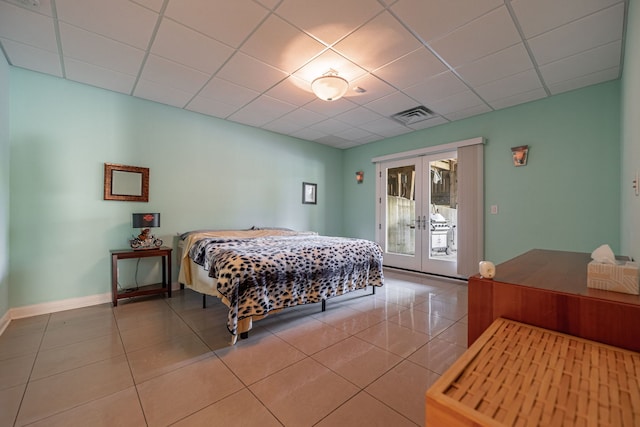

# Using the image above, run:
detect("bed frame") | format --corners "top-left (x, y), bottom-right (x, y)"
top-left (177, 229), bottom-right (383, 342)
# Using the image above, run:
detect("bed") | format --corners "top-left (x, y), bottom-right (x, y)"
top-left (178, 228), bottom-right (384, 343)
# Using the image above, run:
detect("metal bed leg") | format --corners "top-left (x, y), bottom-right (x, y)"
top-left (322, 299), bottom-right (326, 312)
top-left (202, 294), bottom-right (206, 309)
top-left (240, 331), bottom-right (249, 339)
top-left (372, 285), bottom-right (376, 295)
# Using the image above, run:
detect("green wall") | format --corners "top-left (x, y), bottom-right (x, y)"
top-left (621, 0), bottom-right (640, 262)
top-left (0, 52), bottom-right (9, 319)
top-left (6, 64), bottom-right (627, 310)
top-left (9, 69), bottom-right (343, 307)
top-left (343, 81), bottom-right (621, 265)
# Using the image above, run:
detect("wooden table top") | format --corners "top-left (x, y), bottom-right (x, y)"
top-left (475, 249), bottom-right (640, 306)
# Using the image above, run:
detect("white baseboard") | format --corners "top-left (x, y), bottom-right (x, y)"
top-left (10, 292), bottom-right (113, 320)
top-left (9, 281), bottom-right (182, 321)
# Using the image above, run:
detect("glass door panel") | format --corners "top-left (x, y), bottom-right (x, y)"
top-left (381, 159), bottom-right (422, 270)
top-left (379, 153), bottom-right (458, 277)
top-left (423, 154), bottom-right (458, 276)
top-left (386, 165), bottom-right (415, 255)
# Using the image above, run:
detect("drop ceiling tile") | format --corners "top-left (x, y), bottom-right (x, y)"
top-left (65, 57), bottom-right (136, 94)
top-left (456, 43), bottom-right (534, 87)
top-left (373, 48), bottom-right (447, 89)
top-left (428, 90), bottom-right (485, 115)
top-left (165, 0), bottom-right (269, 48)
top-left (315, 135), bottom-right (353, 147)
top-left (3, 0), bottom-right (54, 17)
top-left (242, 15), bottom-right (325, 73)
top-left (511, 0), bottom-right (622, 38)
top-left (275, 0), bottom-right (383, 45)
top-left (0, 0), bottom-right (629, 148)
top-left (429, 6), bottom-right (521, 68)
top-left (539, 40), bottom-right (622, 86)
top-left (228, 95), bottom-right (297, 127)
top-left (309, 118), bottom-right (351, 134)
top-left (134, 78), bottom-right (194, 108)
top-left (186, 95), bottom-right (238, 119)
top-left (548, 66), bottom-right (619, 95)
top-left (354, 133), bottom-right (384, 144)
top-left (358, 117), bottom-right (408, 135)
top-left (373, 123), bottom-right (413, 138)
top-left (333, 11), bottom-right (421, 71)
top-left (261, 117), bottom-right (307, 135)
top-left (151, 18), bottom-right (234, 74)
top-left (391, 0), bottom-right (502, 43)
top-left (336, 126), bottom-right (377, 141)
top-left (140, 54), bottom-right (210, 94)
top-left (0, 1), bottom-right (57, 52)
top-left (278, 108), bottom-right (327, 127)
top-left (334, 106), bottom-right (384, 126)
top-left (255, 0), bottom-right (279, 10)
top-left (346, 74), bottom-right (397, 105)
top-left (216, 52), bottom-right (288, 93)
top-left (198, 77), bottom-right (260, 108)
top-left (131, 0), bottom-right (164, 12)
top-left (291, 128), bottom-right (328, 141)
top-left (304, 97), bottom-right (358, 116)
top-left (56, 0), bottom-right (157, 49)
top-left (488, 87), bottom-right (547, 110)
top-left (264, 108), bottom-right (326, 134)
top-left (59, 23), bottom-right (145, 76)
top-left (527, 3), bottom-right (624, 66)
top-left (475, 69), bottom-right (542, 102)
top-left (293, 49), bottom-right (367, 84)
top-left (0, 38), bottom-right (61, 76)
top-left (442, 104), bottom-right (492, 121)
top-left (407, 116), bottom-right (449, 130)
top-left (364, 91), bottom-right (421, 117)
top-left (403, 71), bottom-right (468, 105)
top-left (335, 140), bottom-right (367, 149)
top-left (265, 76), bottom-right (317, 106)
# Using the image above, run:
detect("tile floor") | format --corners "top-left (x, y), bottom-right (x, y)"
top-left (0, 269), bottom-right (468, 427)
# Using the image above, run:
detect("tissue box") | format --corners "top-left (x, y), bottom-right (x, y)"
top-left (587, 260), bottom-right (639, 295)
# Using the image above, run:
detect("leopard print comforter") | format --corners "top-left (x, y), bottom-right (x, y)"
top-left (189, 235), bottom-right (384, 336)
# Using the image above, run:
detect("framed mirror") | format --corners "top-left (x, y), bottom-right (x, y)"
top-left (104, 163), bottom-right (149, 202)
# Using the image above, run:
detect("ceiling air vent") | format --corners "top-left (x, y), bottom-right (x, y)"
top-left (391, 106), bottom-right (435, 125)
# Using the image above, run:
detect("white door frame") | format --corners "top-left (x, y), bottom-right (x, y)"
top-left (374, 137), bottom-right (484, 278)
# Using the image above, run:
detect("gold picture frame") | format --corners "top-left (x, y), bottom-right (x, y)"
top-left (104, 163), bottom-right (149, 202)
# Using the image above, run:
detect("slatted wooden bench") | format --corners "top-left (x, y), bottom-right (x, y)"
top-left (426, 318), bottom-right (640, 426)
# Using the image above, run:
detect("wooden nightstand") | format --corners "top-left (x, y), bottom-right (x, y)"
top-left (110, 247), bottom-right (172, 307)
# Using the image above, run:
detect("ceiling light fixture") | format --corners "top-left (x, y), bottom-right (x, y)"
top-left (311, 69), bottom-right (349, 102)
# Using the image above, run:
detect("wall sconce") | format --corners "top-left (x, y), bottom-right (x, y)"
top-left (511, 145), bottom-right (529, 167)
top-left (356, 171), bottom-right (364, 184)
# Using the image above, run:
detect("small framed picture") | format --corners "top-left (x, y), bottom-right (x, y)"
top-left (302, 182), bottom-right (317, 204)
top-left (511, 145), bottom-right (529, 167)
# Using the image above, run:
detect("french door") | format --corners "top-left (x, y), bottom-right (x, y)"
top-left (378, 151), bottom-right (459, 277)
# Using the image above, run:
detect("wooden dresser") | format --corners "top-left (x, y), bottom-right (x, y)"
top-left (468, 249), bottom-right (640, 352)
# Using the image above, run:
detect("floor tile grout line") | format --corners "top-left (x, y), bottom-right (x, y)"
top-left (6, 274), bottom-right (468, 426)
top-left (309, 340), bottom-right (408, 390)
top-left (112, 304), bottom-right (151, 427)
top-left (12, 313), bottom-right (52, 427)
top-left (242, 380), bottom-right (288, 426)
top-left (165, 290), bottom-right (296, 426)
